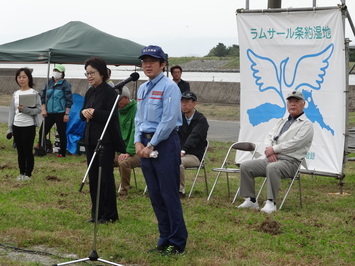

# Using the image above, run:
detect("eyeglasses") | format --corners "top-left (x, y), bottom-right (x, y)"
top-left (141, 58), bottom-right (160, 64)
top-left (84, 71), bottom-right (98, 77)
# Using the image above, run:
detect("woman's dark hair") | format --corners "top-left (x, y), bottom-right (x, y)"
top-left (15, 68), bottom-right (34, 88)
top-left (84, 56), bottom-right (108, 81)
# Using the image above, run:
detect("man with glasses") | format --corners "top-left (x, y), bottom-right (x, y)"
top-left (178, 91), bottom-right (209, 198)
top-left (170, 65), bottom-right (190, 93)
top-left (134, 45), bottom-right (188, 256)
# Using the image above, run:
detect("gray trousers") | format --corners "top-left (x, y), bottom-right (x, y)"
top-left (239, 156), bottom-right (300, 202)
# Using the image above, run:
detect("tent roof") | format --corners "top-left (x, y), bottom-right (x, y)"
top-left (0, 21), bottom-right (145, 66)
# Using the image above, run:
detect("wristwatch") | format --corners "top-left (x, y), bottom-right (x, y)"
top-left (146, 142), bottom-right (154, 150)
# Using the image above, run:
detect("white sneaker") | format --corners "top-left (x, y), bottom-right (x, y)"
top-left (22, 175), bottom-right (31, 180)
top-left (237, 198), bottom-right (259, 210)
top-left (16, 174), bottom-right (24, 181)
top-left (260, 200), bottom-right (277, 214)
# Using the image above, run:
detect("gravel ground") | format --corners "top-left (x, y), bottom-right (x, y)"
top-left (0, 244), bottom-right (78, 265)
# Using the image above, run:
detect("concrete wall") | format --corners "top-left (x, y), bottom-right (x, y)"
top-left (0, 75), bottom-right (240, 104)
top-left (1, 74), bottom-right (355, 110)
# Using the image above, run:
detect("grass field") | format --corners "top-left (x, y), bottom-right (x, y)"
top-left (0, 122), bottom-right (354, 265)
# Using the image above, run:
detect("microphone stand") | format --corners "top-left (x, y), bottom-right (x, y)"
top-left (54, 144), bottom-right (122, 266)
top-left (53, 85), bottom-right (125, 266)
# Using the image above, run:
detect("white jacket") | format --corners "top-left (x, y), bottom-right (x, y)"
top-left (265, 113), bottom-right (314, 161)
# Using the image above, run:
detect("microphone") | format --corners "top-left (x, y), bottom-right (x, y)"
top-left (114, 72), bottom-right (140, 91)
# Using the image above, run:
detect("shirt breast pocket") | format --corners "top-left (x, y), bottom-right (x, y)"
top-left (147, 100), bottom-right (162, 122)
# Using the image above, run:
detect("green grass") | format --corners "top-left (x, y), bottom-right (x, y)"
top-left (168, 56), bottom-right (240, 69)
top-left (0, 123), bottom-right (354, 265)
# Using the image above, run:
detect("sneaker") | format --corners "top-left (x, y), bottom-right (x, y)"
top-left (162, 244), bottom-right (184, 256)
top-left (237, 198), bottom-right (259, 209)
top-left (147, 244), bottom-right (167, 254)
top-left (260, 200), bottom-right (277, 214)
top-left (22, 175), bottom-right (31, 180)
top-left (16, 174), bottom-right (24, 181)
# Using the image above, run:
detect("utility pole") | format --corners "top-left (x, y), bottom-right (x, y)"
top-left (268, 0), bottom-right (281, 8)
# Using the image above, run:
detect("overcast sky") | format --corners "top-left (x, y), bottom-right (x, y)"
top-left (0, 0), bottom-right (354, 57)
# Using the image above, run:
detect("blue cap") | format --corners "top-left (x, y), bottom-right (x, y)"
top-left (139, 45), bottom-right (166, 61)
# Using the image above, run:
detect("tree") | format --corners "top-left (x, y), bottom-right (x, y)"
top-left (207, 43), bottom-right (239, 57)
top-left (207, 43), bottom-right (228, 57)
top-left (227, 45), bottom-right (239, 57)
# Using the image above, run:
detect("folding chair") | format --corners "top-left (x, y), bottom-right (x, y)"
top-left (258, 159), bottom-right (305, 210)
top-left (207, 141), bottom-right (258, 202)
top-left (144, 140), bottom-right (210, 198)
top-left (187, 139), bottom-right (209, 198)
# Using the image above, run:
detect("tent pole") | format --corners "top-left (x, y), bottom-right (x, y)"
top-left (267, 0), bottom-right (281, 9)
top-left (245, 0), bottom-right (249, 10)
top-left (342, 0), bottom-right (350, 194)
top-left (47, 52), bottom-right (51, 84)
top-left (42, 52), bottom-right (51, 148)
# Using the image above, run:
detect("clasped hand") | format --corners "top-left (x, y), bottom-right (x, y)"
top-left (265, 146), bottom-right (277, 162)
top-left (135, 142), bottom-right (151, 158)
top-left (82, 108), bottom-right (94, 121)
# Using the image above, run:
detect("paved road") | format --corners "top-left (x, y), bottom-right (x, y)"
top-left (4, 106), bottom-right (355, 146)
top-left (0, 106), bottom-right (239, 142)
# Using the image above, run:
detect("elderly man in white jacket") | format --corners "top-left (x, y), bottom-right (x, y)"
top-left (237, 90), bottom-right (314, 214)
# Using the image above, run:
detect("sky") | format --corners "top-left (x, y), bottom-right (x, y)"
top-left (0, 0), bottom-right (354, 57)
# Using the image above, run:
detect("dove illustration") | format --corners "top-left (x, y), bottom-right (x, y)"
top-left (246, 43), bottom-right (335, 135)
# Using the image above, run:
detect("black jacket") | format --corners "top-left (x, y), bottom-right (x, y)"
top-left (179, 110), bottom-right (209, 161)
top-left (177, 79), bottom-right (190, 93)
top-left (80, 82), bottom-right (126, 153)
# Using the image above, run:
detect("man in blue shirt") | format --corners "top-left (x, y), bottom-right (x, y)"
top-left (134, 45), bottom-right (188, 255)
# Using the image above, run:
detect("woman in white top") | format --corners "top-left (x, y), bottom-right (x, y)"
top-left (7, 68), bottom-right (41, 180)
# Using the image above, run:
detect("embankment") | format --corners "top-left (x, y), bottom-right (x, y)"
top-left (2, 72), bottom-right (355, 110)
top-left (0, 75), bottom-right (240, 105)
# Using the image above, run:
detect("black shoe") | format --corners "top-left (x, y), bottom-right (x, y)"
top-left (98, 218), bottom-right (119, 224)
top-left (162, 244), bottom-right (184, 256)
top-left (147, 244), bottom-right (167, 254)
top-left (98, 218), bottom-right (109, 224)
top-left (179, 192), bottom-right (186, 199)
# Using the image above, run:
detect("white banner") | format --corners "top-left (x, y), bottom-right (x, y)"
top-left (237, 9), bottom-right (346, 175)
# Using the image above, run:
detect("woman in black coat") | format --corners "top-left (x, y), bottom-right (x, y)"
top-left (80, 56), bottom-right (125, 224)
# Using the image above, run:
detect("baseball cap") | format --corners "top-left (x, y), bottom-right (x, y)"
top-left (138, 45), bottom-right (166, 61)
top-left (119, 86), bottom-right (130, 101)
top-left (53, 64), bottom-right (65, 73)
top-left (286, 90), bottom-right (304, 101)
top-left (181, 91), bottom-right (197, 101)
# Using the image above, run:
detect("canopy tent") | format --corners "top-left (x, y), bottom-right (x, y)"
top-left (0, 21), bottom-right (145, 66)
top-left (0, 21), bottom-right (145, 155)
